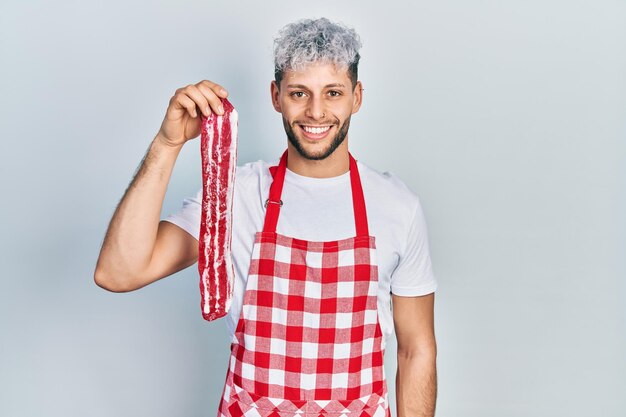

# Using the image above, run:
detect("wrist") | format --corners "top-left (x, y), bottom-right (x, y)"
top-left (153, 133), bottom-right (184, 153)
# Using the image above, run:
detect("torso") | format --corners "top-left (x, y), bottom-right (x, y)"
top-left (225, 157), bottom-right (431, 351)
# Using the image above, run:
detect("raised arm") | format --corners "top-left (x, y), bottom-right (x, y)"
top-left (93, 80), bottom-right (228, 292)
top-left (392, 292), bottom-right (437, 417)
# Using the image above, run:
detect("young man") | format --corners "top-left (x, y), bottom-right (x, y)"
top-left (95, 17), bottom-right (437, 417)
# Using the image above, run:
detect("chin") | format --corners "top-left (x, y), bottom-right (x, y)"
top-left (283, 115), bottom-right (351, 161)
top-left (291, 137), bottom-right (338, 161)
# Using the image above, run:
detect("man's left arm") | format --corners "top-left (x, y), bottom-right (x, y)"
top-left (392, 292), bottom-right (437, 417)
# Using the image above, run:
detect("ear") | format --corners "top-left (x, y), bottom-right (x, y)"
top-left (351, 80), bottom-right (363, 114)
top-left (270, 81), bottom-right (282, 113)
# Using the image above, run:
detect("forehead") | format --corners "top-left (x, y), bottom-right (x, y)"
top-left (282, 62), bottom-right (351, 89)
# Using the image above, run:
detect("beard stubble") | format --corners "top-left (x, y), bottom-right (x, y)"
top-left (282, 116), bottom-right (351, 161)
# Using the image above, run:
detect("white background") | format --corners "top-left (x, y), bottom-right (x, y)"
top-left (1, 1), bottom-right (624, 416)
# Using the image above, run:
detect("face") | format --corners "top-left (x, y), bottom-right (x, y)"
top-left (271, 62), bottom-right (362, 161)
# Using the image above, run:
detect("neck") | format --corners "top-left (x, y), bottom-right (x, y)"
top-left (286, 140), bottom-right (350, 178)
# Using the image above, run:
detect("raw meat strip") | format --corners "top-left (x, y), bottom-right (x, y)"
top-left (198, 98), bottom-right (238, 321)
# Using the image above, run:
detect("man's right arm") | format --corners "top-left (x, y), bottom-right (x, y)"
top-left (94, 136), bottom-right (191, 292)
top-left (93, 80), bottom-right (228, 292)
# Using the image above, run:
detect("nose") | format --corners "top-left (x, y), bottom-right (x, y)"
top-left (304, 95), bottom-right (326, 120)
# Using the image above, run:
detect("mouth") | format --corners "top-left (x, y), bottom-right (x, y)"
top-left (298, 124), bottom-right (333, 140)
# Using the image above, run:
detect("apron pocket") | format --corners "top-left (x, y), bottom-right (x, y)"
top-left (227, 382), bottom-right (388, 416)
top-left (227, 382), bottom-right (306, 415)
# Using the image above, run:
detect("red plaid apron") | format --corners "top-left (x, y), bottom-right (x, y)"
top-left (217, 150), bottom-right (390, 417)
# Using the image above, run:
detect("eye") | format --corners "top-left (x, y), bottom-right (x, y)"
top-left (328, 90), bottom-right (341, 97)
top-left (290, 91), bottom-right (306, 98)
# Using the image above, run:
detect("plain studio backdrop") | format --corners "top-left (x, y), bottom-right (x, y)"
top-left (1, 1), bottom-right (624, 416)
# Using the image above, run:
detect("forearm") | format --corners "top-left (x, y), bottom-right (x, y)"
top-left (94, 134), bottom-right (183, 291)
top-left (395, 350), bottom-right (437, 417)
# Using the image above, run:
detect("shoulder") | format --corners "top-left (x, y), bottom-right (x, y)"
top-left (357, 160), bottom-right (422, 218)
top-left (236, 159), bottom-right (269, 178)
top-left (234, 159), bottom-right (277, 188)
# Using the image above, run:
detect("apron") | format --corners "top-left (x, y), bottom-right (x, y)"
top-left (217, 150), bottom-right (390, 417)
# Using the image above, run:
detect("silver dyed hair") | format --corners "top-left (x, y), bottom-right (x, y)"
top-left (273, 17), bottom-right (362, 88)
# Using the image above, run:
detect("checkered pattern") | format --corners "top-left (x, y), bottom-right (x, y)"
top-left (217, 360), bottom-right (390, 417)
top-left (229, 232), bottom-right (385, 401)
top-left (215, 151), bottom-right (390, 417)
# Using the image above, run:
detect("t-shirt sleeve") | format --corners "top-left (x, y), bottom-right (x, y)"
top-left (389, 197), bottom-right (438, 296)
top-left (162, 188), bottom-right (202, 241)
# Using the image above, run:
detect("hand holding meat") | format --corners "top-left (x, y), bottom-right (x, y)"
top-left (157, 80), bottom-right (229, 148)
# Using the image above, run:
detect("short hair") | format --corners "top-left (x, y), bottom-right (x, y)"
top-left (273, 17), bottom-right (362, 90)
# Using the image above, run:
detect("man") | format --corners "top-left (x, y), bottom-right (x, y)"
top-left (95, 17), bottom-right (437, 417)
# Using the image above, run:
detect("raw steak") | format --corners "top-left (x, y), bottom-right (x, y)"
top-left (198, 98), bottom-right (238, 321)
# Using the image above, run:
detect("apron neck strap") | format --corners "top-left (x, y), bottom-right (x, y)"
top-left (263, 149), bottom-right (370, 236)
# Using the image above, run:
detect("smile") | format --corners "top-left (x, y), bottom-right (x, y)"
top-left (301, 125), bottom-right (331, 134)
top-left (298, 124), bottom-right (333, 140)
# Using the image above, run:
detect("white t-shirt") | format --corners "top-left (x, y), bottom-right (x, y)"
top-left (164, 158), bottom-right (437, 350)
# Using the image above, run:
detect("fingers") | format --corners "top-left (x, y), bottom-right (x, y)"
top-left (174, 92), bottom-right (201, 119)
top-left (199, 80), bottom-right (228, 99)
top-left (172, 81), bottom-right (229, 119)
top-left (184, 84), bottom-right (211, 117)
top-left (196, 80), bottom-right (228, 116)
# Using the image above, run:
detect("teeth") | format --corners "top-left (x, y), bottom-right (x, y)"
top-left (302, 125), bottom-right (330, 134)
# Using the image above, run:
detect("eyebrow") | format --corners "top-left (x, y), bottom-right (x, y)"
top-left (286, 83), bottom-right (347, 89)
